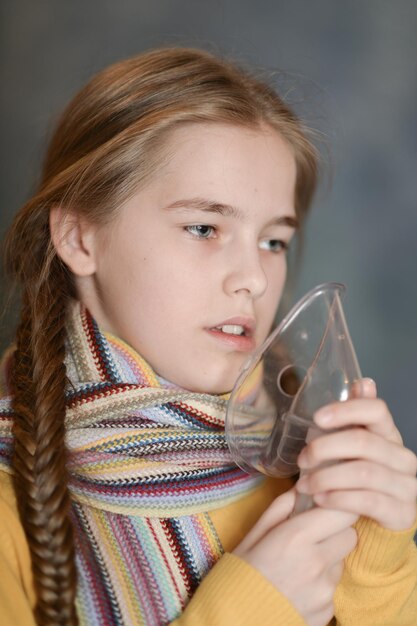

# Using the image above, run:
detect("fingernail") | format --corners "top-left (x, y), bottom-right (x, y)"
top-left (362, 378), bottom-right (376, 388)
top-left (358, 378), bottom-right (377, 398)
top-left (314, 406), bottom-right (334, 425)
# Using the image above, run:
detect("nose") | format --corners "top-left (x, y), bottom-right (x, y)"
top-left (222, 242), bottom-right (268, 299)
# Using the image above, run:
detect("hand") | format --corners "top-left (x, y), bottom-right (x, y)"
top-left (295, 378), bottom-right (417, 531)
top-left (234, 488), bottom-right (358, 626)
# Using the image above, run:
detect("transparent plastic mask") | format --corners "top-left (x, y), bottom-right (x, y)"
top-left (225, 283), bottom-right (362, 510)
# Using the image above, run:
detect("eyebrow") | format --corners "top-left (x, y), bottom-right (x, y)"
top-left (162, 196), bottom-right (299, 229)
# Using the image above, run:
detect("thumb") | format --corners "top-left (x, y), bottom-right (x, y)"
top-left (236, 487), bottom-right (296, 551)
top-left (351, 377), bottom-right (377, 399)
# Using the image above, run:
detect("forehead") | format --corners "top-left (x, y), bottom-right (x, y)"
top-left (153, 122), bottom-right (297, 210)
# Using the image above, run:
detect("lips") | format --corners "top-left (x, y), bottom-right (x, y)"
top-left (210, 316), bottom-right (255, 337)
top-left (206, 316), bottom-right (256, 352)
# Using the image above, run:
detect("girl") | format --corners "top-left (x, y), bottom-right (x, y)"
top-left (0, 47), bottom-right (416, 626)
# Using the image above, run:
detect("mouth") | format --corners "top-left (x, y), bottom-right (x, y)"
top-left (212, 324), bottom-right (248, 337)
top-left (206, 317), bottom-right (256, 351)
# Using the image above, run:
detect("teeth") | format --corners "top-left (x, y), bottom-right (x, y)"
top-left (217, 325), bottom-right (245, 336)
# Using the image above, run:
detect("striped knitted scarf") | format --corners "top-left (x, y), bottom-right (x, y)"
top-left (0, 301), bottom-right (261, 626)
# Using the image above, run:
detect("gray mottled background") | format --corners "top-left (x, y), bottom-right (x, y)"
top-left (1, 0), bottom-right (416, 452)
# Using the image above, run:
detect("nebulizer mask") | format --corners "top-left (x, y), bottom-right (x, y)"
top-left (225, 283), bottom-right (363, 514)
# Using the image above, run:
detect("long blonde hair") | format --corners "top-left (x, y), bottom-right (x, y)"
top-left (4, 47), bottom-right (318, 625)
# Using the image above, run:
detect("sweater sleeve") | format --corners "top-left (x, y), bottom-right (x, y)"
top-left (334, 511), bottom-right (417, 625)
top-left (171, 552), bottom-right (307, 626)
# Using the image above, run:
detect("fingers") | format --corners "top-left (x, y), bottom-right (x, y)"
top-left (296, 460), bottom-right (417, 503)
top-left (313, 397), bottom-right (402, 444)
top-left (350, 377), bottom-right (377, 400)
top-left (234, 488), bottom-right (296, 552)
top-left (255, 487), bottom-right (297, 535)
top-left (296, 394), bottom-right (417, 532)
top-left (284, 506), bottom-right (358, 544)
top-left (236, 487), bottom-right (357, 554)
top-left (312, 489), bottom-right (417, 531)
top-left (297, 429), bottom-right (417, 475)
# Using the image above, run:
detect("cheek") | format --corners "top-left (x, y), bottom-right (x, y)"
top-left (124, 259), bottom-right (205, 327)
top-left (267, 258), bottom-right (287, 301)
top-left (259, 261), bottom-right (287, 323)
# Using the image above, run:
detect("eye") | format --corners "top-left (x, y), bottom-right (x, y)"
top-left (259, 239), bottom-right (288, 253)
top-left (185, 224), bottom-right (216, 239)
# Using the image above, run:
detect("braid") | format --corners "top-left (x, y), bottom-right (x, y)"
top-left (11, 258), bottom-right (78, 626)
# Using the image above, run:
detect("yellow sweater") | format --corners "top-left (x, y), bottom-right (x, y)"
top-left (1, 471), bottom-right (417, 626)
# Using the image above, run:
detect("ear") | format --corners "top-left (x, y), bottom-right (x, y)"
top-left (50, 206), bottom-right (98, 276)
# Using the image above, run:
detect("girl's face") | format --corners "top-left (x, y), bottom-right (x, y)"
top-left (80, 123), bottom-right (298, 393)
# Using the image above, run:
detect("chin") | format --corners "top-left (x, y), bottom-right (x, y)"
top-left (192, 373), bottom-right (241, 396)
top-left (172, 356), bottom-right (247, 396)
